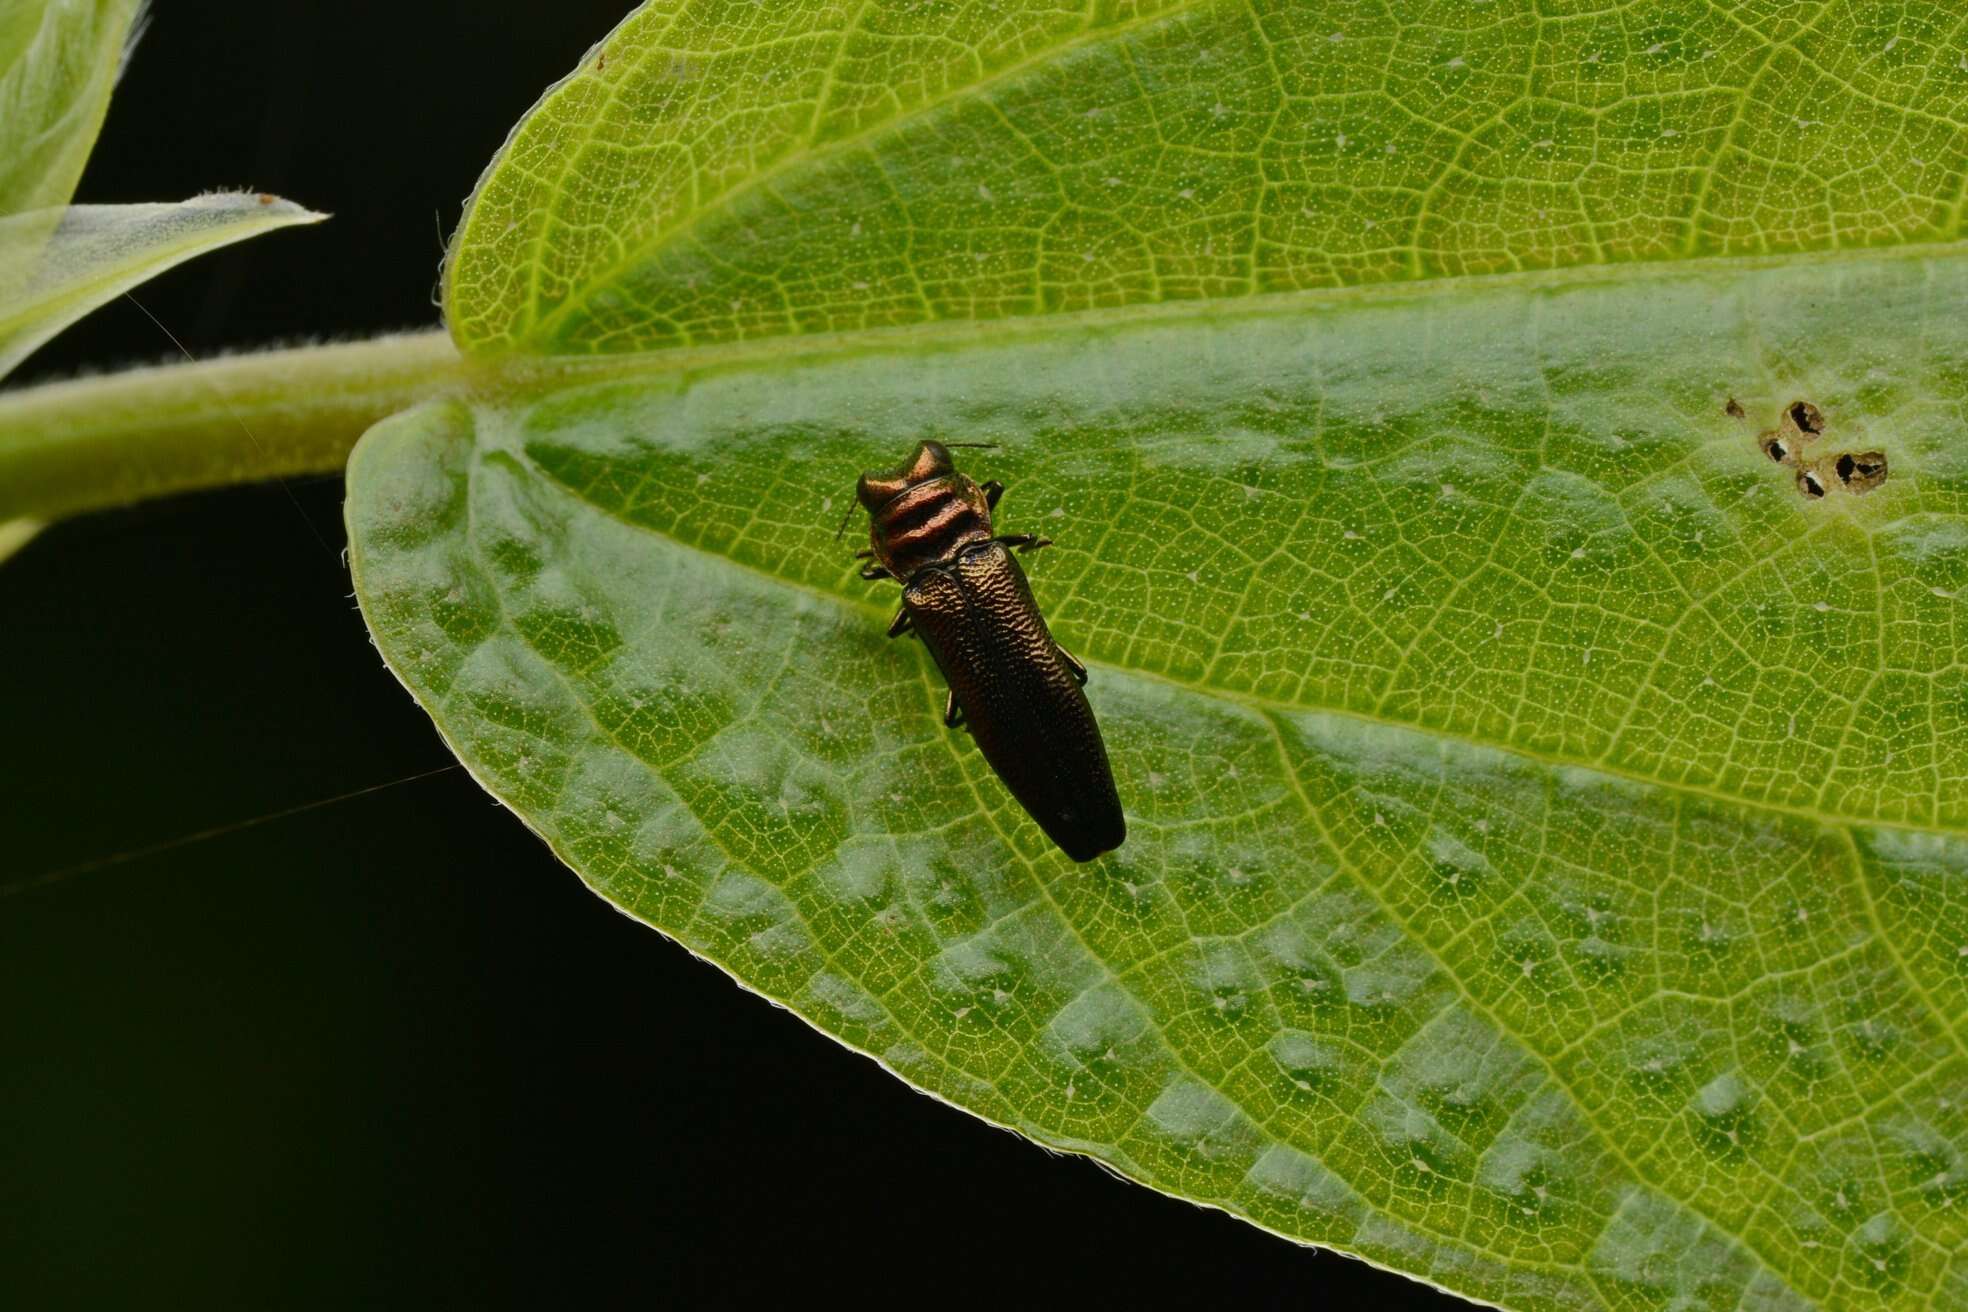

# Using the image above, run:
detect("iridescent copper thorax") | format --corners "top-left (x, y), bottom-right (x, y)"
top-left (856, 441), bottom-right (995, 581)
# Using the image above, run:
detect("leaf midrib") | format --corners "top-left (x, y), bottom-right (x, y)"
top-left (450, 236), bottom-right (1968, 387)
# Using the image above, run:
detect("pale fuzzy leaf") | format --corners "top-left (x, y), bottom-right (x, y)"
top-left (446, 1), bottom-right (1968, 357)
top-left (0, 0), bottom-right (142, 215)
top-left (351, 245), bottom-right (1968, 1311)
top-left (0, 193), bottom-right (324, 378)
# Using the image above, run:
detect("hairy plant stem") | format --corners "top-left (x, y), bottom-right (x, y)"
top-left (0, 329), bottom-right (469, 523)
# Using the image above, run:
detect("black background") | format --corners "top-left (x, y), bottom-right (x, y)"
top-left (3, 5), bottom-right (1464, 1306)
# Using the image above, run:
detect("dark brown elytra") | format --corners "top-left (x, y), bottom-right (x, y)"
top-left (850, 441), bottom-right (1125, 863)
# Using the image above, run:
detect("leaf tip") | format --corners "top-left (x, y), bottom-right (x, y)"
top-left (186, 191), bottom-right (329, 224)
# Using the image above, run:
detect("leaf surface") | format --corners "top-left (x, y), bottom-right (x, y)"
top-left (0, 516), bottom-right (41, 562)
top-left (446, 0), bottom-right (1968, 356)
top-left (351, 247), bottom-right (1968, 1310)
top-left (0, 193), bottom-right (323, 378)
top-left (0, 0), bottom-right (139, 218)
top-left (362, 3), bottom-right (1968, 1306)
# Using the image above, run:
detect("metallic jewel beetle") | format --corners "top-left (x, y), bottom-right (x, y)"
top-left (851, 441), bottom-right (1125, 862)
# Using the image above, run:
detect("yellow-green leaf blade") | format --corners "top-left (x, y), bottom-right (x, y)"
top-left (445, 0), bottom-right (1968, 358)
top-left (0, 516), bottom-right (42, 562)
top-left (350, 248), bottom-right (1968, 1309)
top-left (0, 0), bottom-right (140, 216)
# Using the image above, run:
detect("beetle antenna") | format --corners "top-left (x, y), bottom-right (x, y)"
top-left (833, 493), bottom-right (859, 542)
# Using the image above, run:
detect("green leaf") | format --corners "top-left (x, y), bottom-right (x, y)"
top-left (350, 245), bottom-right (1968, 1309)
top-left (445, 1), bottom-right (1968, 357)
top-left (0, 516), bottom-right (41, 563)
top-left (359, 3), bottom-right (1968, 1306)
top-left (0, 193), bottom-right (324, 378)
top-left (0, 0), bottom-right (140, 217)
top-left (0, 7), bottom-right (327, 387)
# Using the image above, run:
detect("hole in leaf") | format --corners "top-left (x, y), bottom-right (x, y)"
top-left (1787, 400), bottom-right (1825, 435)
top-left (1762, 434), bottom-right (1792, 463)
top-left (1724, 397), bottom-right (1746, 419)
top-left (1834, 449), bottom-right (1888, 494)
top-left (1798, 468), bottom-right (1827, 499)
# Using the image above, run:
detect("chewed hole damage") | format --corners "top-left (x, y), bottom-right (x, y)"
top-left (1725, 397), bottom-right (1746, 419)
top-left (1833, 449), bottom-right (1888, 494)
top-left (1745, 398), bottom-right (1886, 501)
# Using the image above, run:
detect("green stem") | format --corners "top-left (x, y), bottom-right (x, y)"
top-left (0, 328), bottom-right (467, 522)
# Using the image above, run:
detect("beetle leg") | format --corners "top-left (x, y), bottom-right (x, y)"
top-left (853, 549), bottom-right (874, 558)
top-left (1059, 647), bottom-right (1088, 685)
top-left (887, 609), bottom-right (913, 638)
top-left (994, 533), bottom-right (1052, 554)
top-left (980, 480), bottom-right (1004, 510)
top-left (943, 690), bottom-right (966, 729)
top-left (859, 564), bottom-right (892, 581)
